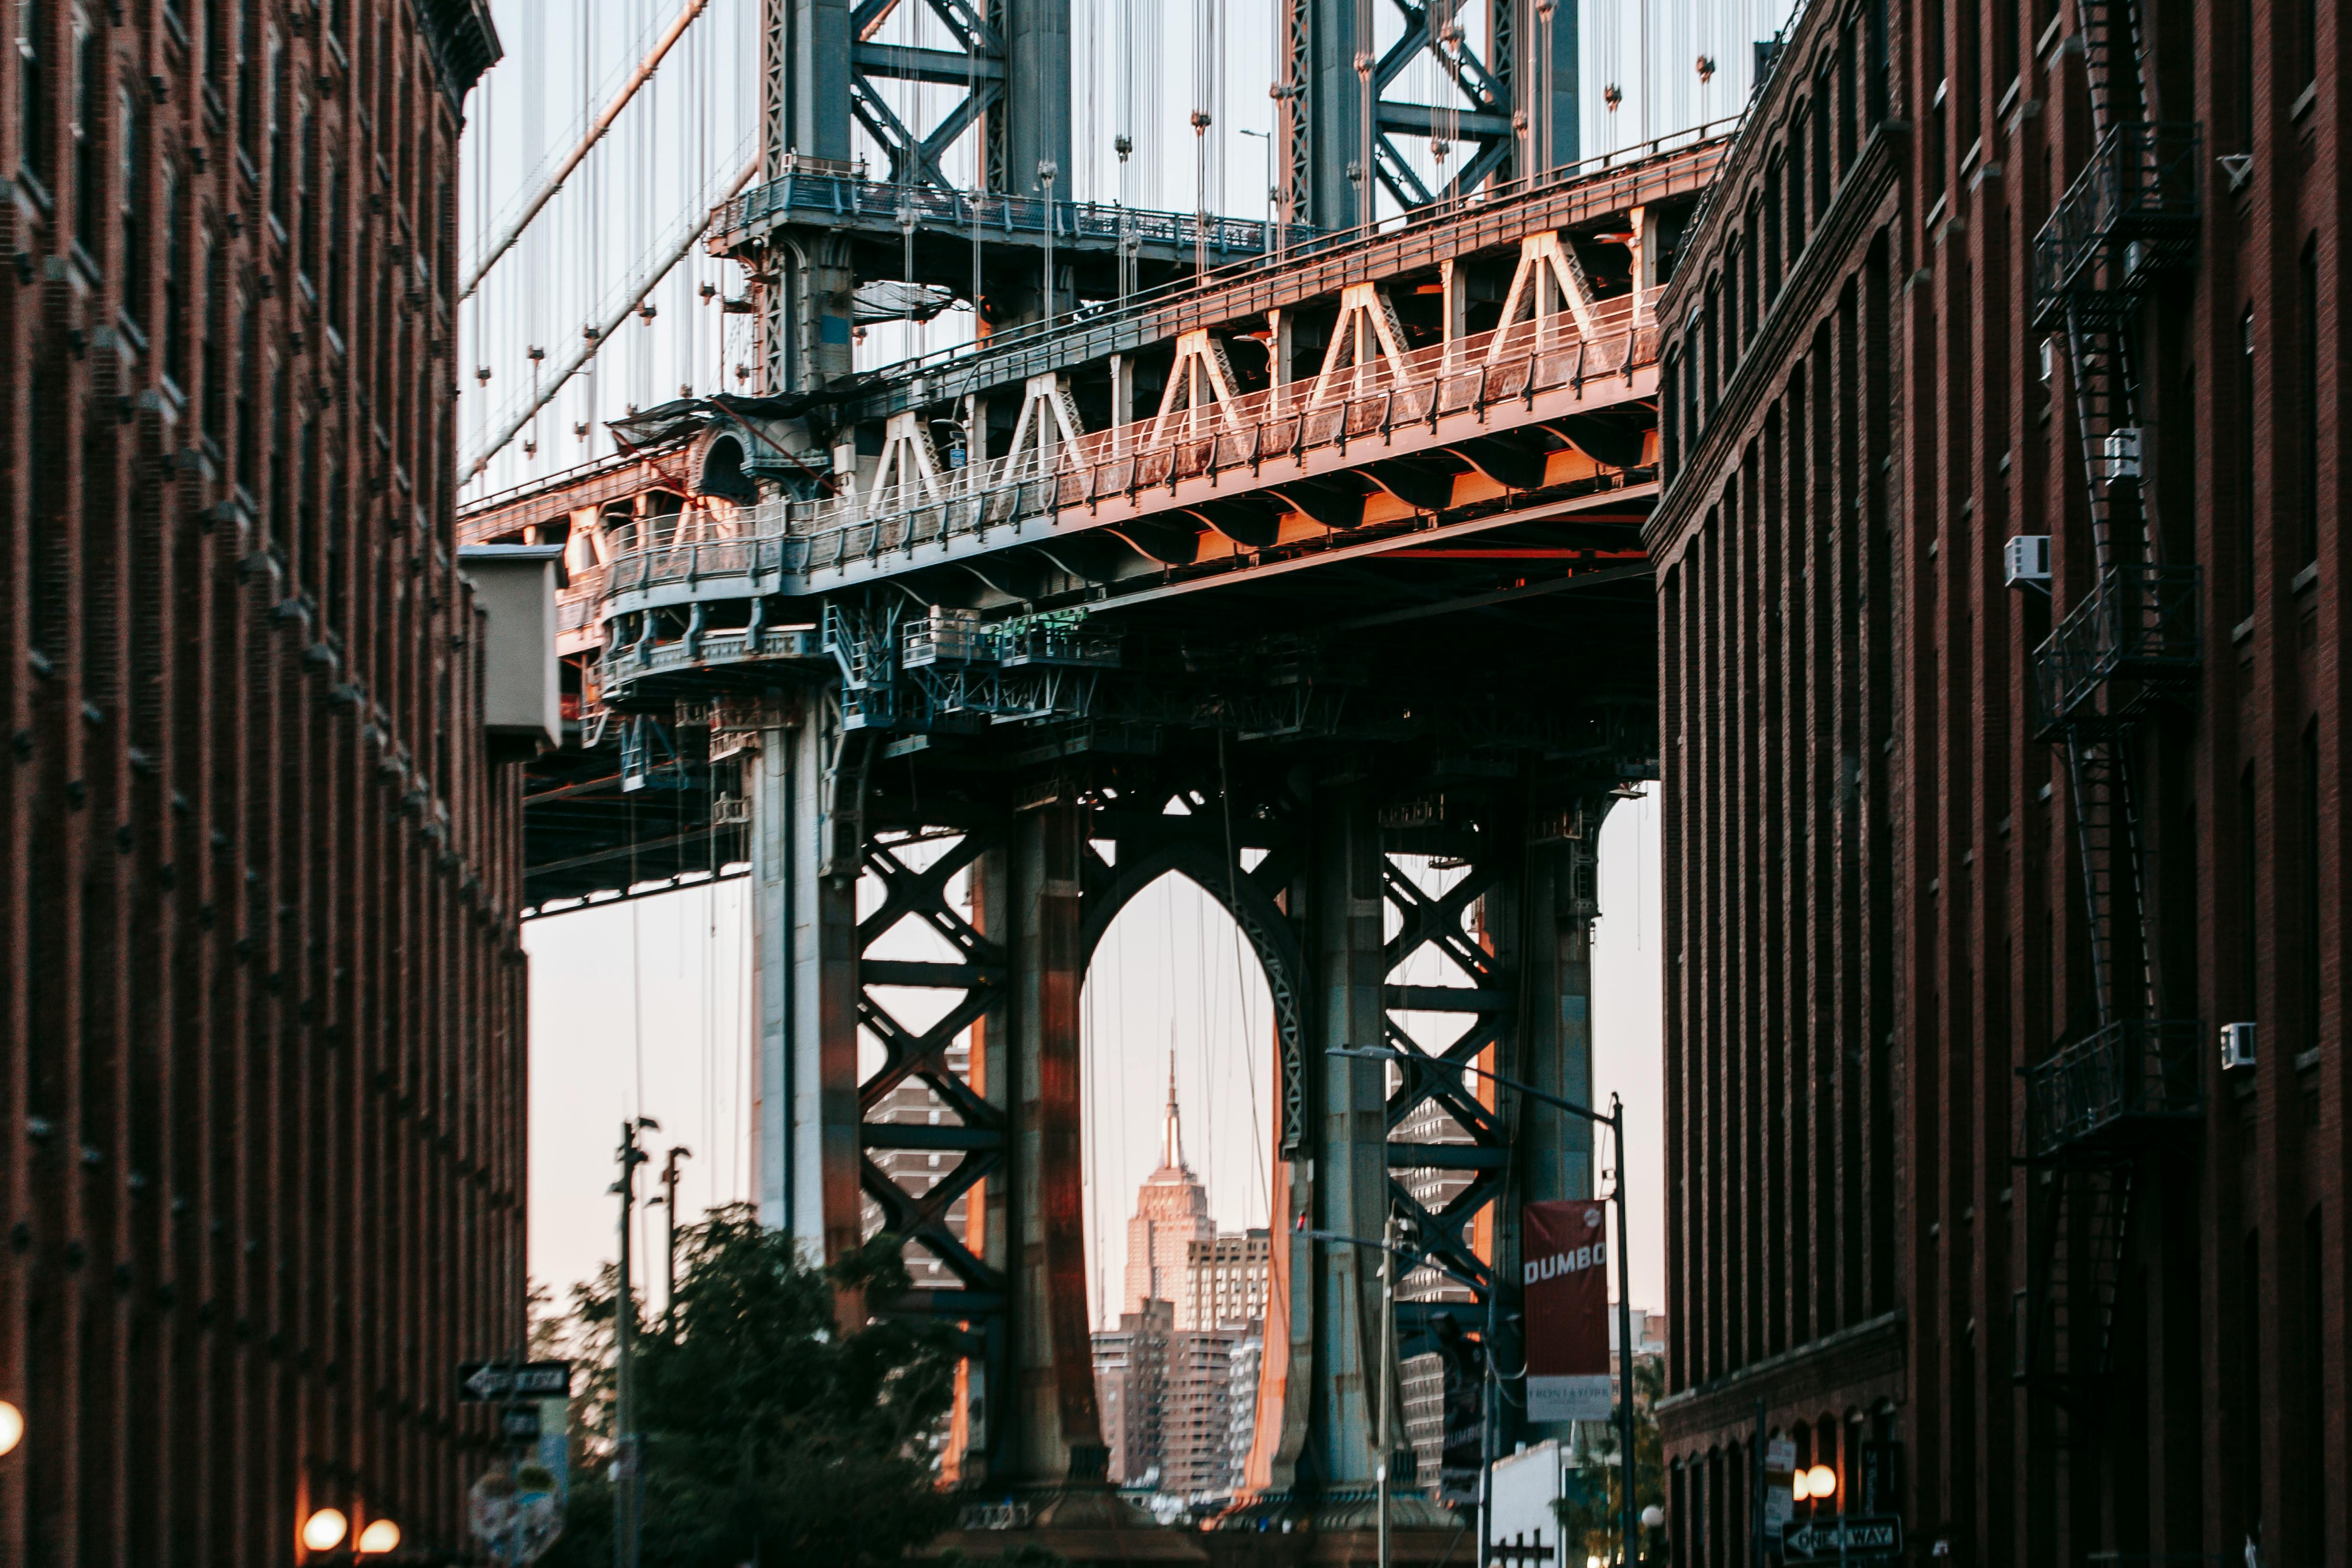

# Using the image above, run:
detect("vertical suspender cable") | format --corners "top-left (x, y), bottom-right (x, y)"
top-left (461, 0), bottom-right (712, 301)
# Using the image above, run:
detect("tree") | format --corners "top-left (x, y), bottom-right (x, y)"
top-left (542, 1205), bottom-right (960, 1568)
top-left (1552, 1355), bottom-right (1667, 1566)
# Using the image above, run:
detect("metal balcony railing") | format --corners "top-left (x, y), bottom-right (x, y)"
top-left (2031, 122), bottom-right (2203, 329)
top-left (2024, 1018), bottom-right (2204, 1159)
top-left (2033, 564), bottom-right (2202, 737)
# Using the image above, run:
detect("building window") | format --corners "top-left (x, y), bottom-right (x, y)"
top-left (117, 80), bottom-right (140, 322)
top-left (2242, 762), bottom-right (2261, 1021)
top-left (296, 104), bottom-right (313, 283)
top-left (323, 157), bottom-right (342, 328)
top-left (201, 231), bottom-right (223, 445)
top-left (2240, 307), bottom-right (2259, 616)
top-left (235, 0), bottom-right (256, 161)
top-left (162, 159), bottom-right (185, 386)
top-left (235, 291), bottom-right (257, 491)
top-left (16, 0), bottom-right (46, 188)
top-left (2236, 0), bottom-right (2256, 152)
top-left (266, 33), bottom-right (286, 226)
top-left (2303, 720), bottom-right (2322, 1045)
top-left (69, 8), bottom-right (95, 252)
top-left (2299, 237), bottom-right (2321, 567)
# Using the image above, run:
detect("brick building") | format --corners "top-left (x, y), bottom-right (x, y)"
top-left (1648, 1), bottom-right (2344, 1566)
top-left (2, 0), bottom-right (521, 1561)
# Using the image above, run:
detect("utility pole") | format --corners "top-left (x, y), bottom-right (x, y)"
top-left (1330, 1047), bottom-right (1647, 1568)
top-left (661, 1146), bottom-right (692, 1326)
top-left (614, 1117), bottom-right (657, 1568)
top-left (1377, 1207), bottom-right (1396, 1568)
top-left (1611, 1095), bottom-right (1637, 1568)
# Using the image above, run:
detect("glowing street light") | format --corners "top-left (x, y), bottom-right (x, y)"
top-left (0, 1401), bottom-right (22, 1457)
top-left (301, 1508), bottom-right (350, 1551)
top-left (357, 1517), bottom-right (403, 1553)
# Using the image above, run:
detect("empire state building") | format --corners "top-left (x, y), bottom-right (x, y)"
top-left (1123, 1061), bottom-right (1216, 1315)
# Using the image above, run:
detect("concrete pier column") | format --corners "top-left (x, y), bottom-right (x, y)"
top-left (751, 695), bottom-right (862, 1272)
top-left (1004, 799), bottom-right (1112, 1493)
top-left (1516, 830), bottom-right (1598, 1209)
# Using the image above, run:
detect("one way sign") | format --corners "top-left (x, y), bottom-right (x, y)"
top-left (1779, 1516), bottom-right (1903, 1561)
top-left (456, 1360), bottom-right (573, 1403)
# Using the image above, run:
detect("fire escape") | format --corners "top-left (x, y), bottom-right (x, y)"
top-left (2015, 1), bottom-right (2205, 1403)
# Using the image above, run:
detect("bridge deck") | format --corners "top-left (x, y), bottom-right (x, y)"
top-left (840, 126), bottom-right (1729, 420)
top-left (596, 297), bottom-right (1656, 645)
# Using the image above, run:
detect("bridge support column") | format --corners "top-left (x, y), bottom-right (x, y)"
top-left (1001, 798), bottom-right (1127, 1512)
top-left (1247, 784), bottom-right (1456, 1537)
top-left (1480, 806), bottom-right (1604, 1461)
top-left (751, 702), bottom-right (862, 1271)
top-left (1305, 784), bottom-right (1398, 1509)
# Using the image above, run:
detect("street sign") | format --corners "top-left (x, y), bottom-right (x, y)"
top-left (457, 1360), bottom-right (572, 1403)
top-left (498, 1404), bottom-right (543, 1443)
top-left (1779, 1516), bottom-right (1903, 1561)
top-left (1859, 1441), bottom-right (1902, 1515)
top-left (1766, 1437), bottom-right (1797, 1472)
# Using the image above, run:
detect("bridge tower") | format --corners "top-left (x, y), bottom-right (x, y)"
top-left (1277, 0), bottom-right (1581, 232)
top-left (479, 36), bottom-right (1721, 1551)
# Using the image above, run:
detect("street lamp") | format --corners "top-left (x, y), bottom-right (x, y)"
top-left (1237, 127), bottom-right (1274, 245)
top-left (1331, 1044), bottom-right (1640, 1568)
top-left (0, 1401), bottom-right (21, 1457)
top-left (357, 1518), bottom-right (403, 1553)
top-left (301, 1508), bottom-right (350, 1551)
top-left (1036, 160), bottom-right (1059, 327)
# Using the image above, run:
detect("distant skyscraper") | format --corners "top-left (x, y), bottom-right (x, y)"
top-left (1093, 1065), bottom-right (1272, 1504)
top-left (1226, 1329), bottom-right (1265, 1495)
top-left (1183, 1229), bottom-right (1271, 1331)
top-left (1094, 1299), bottom-right (1174, 1487)
top-left (1123, 1060), bottom-right (1217, 1315)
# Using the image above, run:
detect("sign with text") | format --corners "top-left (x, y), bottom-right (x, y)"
top-left (1764, 1436), bottom-right (1797, 1530)
top-left (1522, 1199), bottom-right (1612, 1422)
top-left (456, 1360), bottom-right (573, 1403)
top-left (1779, 1516), bottom-right (1903, 1561)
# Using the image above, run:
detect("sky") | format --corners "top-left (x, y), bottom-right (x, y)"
top-left (484, 0), bottom-right (1790, 1321)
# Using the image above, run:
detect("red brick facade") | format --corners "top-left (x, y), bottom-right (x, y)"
top-left (2, 1), bottom-right (522, 1560)
top-left (1647, 0), bottom-right (2345, 1565)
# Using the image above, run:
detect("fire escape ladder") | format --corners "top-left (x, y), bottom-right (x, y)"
top-left (2063, 309), bottom-right (2141, 572)
top-left (2074, 0), bottom-right (2147, 138)
top-left (2020, 56), bottom-right (2204, 1409)
top-left (2061, 735), bottom-right (2161, 1026)
top-left (2024, 1160), bottom-right (2137, 1395)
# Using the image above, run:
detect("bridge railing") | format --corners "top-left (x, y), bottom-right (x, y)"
top-left (713, 170), bottom-right (1313, 259)
top-left (595, 290), bottom-right (1658, 607)
top-left (850, 122), bottom-right (1737, 405)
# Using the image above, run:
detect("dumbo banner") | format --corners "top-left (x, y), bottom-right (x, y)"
top-left (1523, 1199), bottom-right (1613, 1423)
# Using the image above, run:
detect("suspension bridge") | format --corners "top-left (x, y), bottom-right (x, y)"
top-left (456, 1), bottom-right (1752, 1556)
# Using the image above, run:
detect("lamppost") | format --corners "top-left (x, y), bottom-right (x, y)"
top-left (1303, 1215), bottom-right (1446, 1568)
top-left (1036, 159), bottom-right (1058, 327)
top-left (1332, 1046), bottom-right (1640, 1568)
top-left (613, 1117), bottom-right (658, 1568)
top-left (1237, 127), bottom-right (1274, 245)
